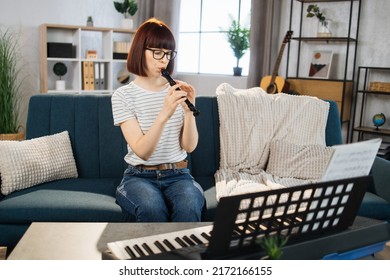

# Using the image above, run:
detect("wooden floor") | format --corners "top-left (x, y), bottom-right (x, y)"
top-left (374, 241), bottom-right (390, 260)
top-left (0, 246), bottom-right (6, 260)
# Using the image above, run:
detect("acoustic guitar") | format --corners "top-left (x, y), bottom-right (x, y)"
top-left (260, 30), bottom-right (293, 94)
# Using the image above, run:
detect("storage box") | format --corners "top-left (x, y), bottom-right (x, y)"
top-left (113, 52), bottom-right (128, 60)
top-left (47, 42), bottom-right (76, 58)
top-left (369, 81), bottom-right (390, 92)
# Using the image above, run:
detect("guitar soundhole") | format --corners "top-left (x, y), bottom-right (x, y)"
top-left (267, 84), bottom-right (277, 94)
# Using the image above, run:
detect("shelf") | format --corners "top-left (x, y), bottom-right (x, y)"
top-left (287, 77), bottom-right (353, 83)
top-left (351, 66), bottom-right (390, 143)
top-left (40, 23), bottom-right (136, 34)
top-left (292, 37), bottom-right (357, 42)
top-left (287, 78), bottom-right (353, 122)
top-left (354, 126), bottom-right (390, 136)
top-left (39, 23), bottom-right (135, 94)
top-left (357, 90), bottom-right (390, 96)
top-left (297, 0), bottom-right (359, 3)
top-left (287, 0), bottom-right (361, 142)
top-left (296, 0), bottom-right (359, 2)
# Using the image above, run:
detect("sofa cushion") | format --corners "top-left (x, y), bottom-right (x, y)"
top-left (0, 131), bottom-right (78, 196)
top-left (0, 178), bottom-right (129, 223)
top-left (358, 191), bottom-right (390, 223)
top-left (25, 94), bottom-right (128, 179)
top-left (266, 140), bottom-right (334, 180)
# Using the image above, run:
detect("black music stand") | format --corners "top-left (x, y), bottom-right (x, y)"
top-left (203, 176), bottom-right (371, 259)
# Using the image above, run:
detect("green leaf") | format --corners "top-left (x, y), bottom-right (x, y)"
top-left (226, 19), bottom-right (250, 67)
top-left (113, 0), bottom-right (137, 16)
top-left (0, 28), bottom-right (23, 134)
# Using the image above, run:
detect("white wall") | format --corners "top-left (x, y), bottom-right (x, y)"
top-left (0, 0), bottom-right (124, 124)
top-left (176, 73), bottom-right (247, 96)
top-left (1, 0), bottom-right (389, 137)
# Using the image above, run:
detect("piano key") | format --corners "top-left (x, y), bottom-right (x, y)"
top-left (107, 224), bottom-right (214, 259)
top-left (154, 240), bottom-right (168, 252)
top-left (201, 231), bottom-right (211, 241)
top-left (175, 237), bottom-right (189, 247)
top-left (142, 243), bottom-right (155, 255)
top-left (182, 235), bottom-right (196, 246)
top-left (145, 241), bottom-right (164, 254)
top-left (133, 244), bottom-right (146, 257)
top-left (125, 246), bottom-right (137, 259)
top-left (197, 232), bottom-right (213, 244)
top-left (163, 239), bottom-right (177, 250)
top-left (189, 234), bottom-right (203, 245)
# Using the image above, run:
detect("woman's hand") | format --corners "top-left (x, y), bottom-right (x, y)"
top-left (176, 81), bottom-right (196, 114)
top-left (161, 81), bottom-right (196, 119)
top-left (159, 83), bottom-right (186, 120)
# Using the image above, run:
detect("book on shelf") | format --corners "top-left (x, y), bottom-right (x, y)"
top-left (113, 41), bottom-right (130, 59)
top-left (99, 62), bottom-right (106, 90)
top-left (88, 62), bottom-right (107, 91)
top-left (88, 61), bottom-right (95, 90)
top-left (86, 50), bottom-right (98, 59)
top-left (94, 62), bottom-right (100, 90)
top-left (82, 61), bottom-right (96, 90)
top-left (82, 61), bottom-right (90, 90)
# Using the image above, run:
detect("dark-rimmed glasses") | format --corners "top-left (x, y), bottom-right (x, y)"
top-left (145, 48), bottom-right (177, 60)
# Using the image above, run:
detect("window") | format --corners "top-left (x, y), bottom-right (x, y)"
top-left (177, 0), bottom-right (251, 75)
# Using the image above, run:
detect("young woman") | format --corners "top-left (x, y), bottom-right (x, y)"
top-left (111, 18), bottom-right (205, 222)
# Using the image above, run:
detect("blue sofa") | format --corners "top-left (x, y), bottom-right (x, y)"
top-left (1, 93), bottom-right (390, 252)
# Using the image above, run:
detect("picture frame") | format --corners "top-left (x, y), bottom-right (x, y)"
top-left (308, 50), bottom-right (333, 79)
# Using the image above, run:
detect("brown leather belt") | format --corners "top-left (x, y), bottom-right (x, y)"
top-left (136, 160), bottom-right (188, 170)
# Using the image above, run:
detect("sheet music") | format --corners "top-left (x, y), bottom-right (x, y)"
top-left (321, 138), bottom-right (382, 181)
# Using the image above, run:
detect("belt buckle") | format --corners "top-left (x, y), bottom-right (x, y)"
top-left (165, 163), bottom-right (175, 170)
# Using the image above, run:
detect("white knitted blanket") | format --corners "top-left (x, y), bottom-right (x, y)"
top-left (215, 83), bottom-right (330, 201)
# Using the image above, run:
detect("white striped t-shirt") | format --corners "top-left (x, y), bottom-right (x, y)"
top-left (111, 81), bottom-right (187, 166)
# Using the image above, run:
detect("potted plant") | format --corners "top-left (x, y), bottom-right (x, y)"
top-left (257, 235), bottom-right (288, 260)
top-left (226, 19), bottom-right (250, 76)
top-left (114, 0), bottom-right (138, 29)
top-left (53, 62), bottom-right (67, 91)
top-left (306, 4), bottom-right (332, 37)
top-left (0, 29), bottom-right (24, 140)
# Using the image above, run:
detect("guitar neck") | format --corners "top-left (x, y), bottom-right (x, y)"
top-left (270, 43), bottom-right (287, 82)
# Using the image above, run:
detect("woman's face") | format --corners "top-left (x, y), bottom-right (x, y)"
top-left (144, 48), bottom-right (171, 78)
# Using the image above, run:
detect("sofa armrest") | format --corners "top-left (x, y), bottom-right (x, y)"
top-left (371, 156), bottom-right (390, 203)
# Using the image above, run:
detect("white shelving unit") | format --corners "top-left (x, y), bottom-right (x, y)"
top-left (39, 24), bottom-right (135, 94)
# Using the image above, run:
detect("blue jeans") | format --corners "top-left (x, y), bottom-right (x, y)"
top-left (116, 165), bottom-right (205, 222)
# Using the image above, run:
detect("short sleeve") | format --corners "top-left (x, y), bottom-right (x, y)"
top-left (111, 87), bottom-right (135, 126)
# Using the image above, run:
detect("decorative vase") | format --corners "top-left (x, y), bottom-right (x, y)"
top-left (121, 18), bottom-right (134, 30)
top-left (233, 67), bottom-right (242, 76)
top-left (56, 80), bottom-right (66, 91)
top-left (317, 19), bottom-right (332, 37)
top-left (87, 16), bottom-right (93, 27)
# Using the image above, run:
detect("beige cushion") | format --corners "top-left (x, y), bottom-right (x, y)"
top-left (0, 131), bottom-right (78, 195)
top-left (266, 140), bottom-right (334, 180)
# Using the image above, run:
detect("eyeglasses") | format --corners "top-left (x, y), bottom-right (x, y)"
top-left (145, 48), bottom-right (177, 60)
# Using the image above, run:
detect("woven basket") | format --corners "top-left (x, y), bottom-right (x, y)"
top-left (0, 125), bottom-right (25, 141)
top-left (0, 126), bottom-right (25, 141)
top-left (0, 132), bottom-right (25, 141)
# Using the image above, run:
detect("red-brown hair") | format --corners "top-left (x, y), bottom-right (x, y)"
top-left (127, 18), bottom-right (176, 76)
